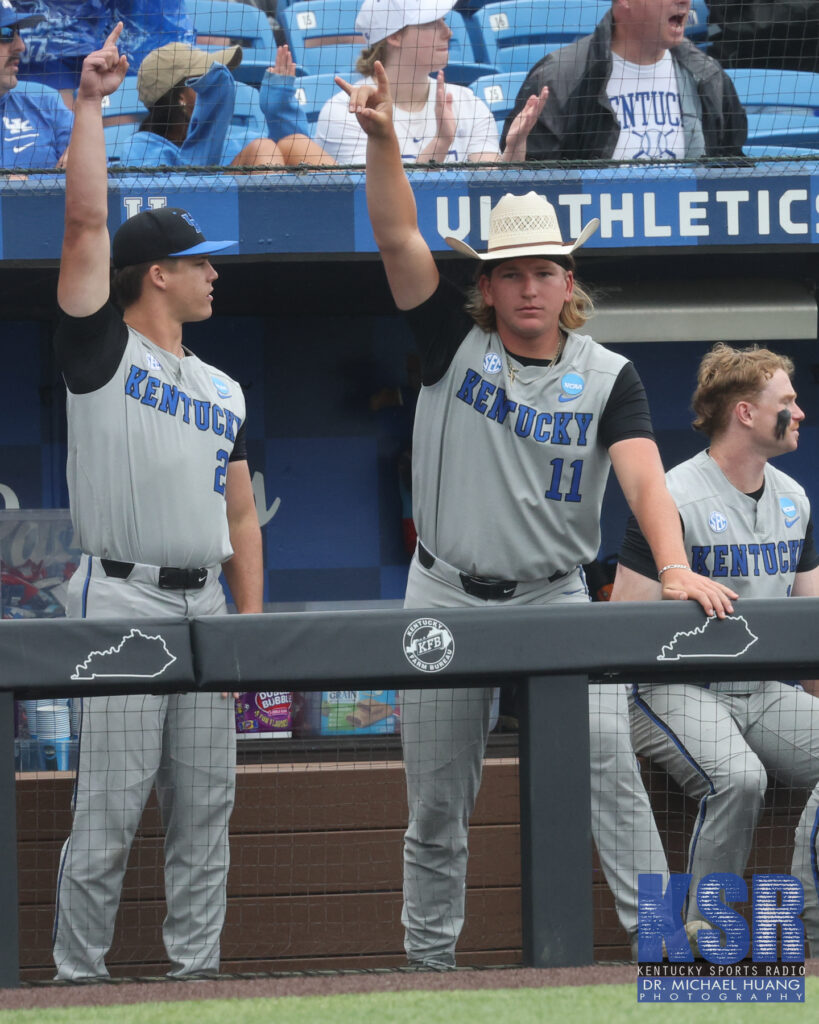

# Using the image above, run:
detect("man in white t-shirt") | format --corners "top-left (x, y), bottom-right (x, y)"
top-left (502, 0), bottom-right (746, 161)
top-left (316, 0), bottom-right (545, 165)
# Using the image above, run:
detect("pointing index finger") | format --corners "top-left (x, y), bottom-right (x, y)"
top-left (103, 21), bottom-right (123, 48)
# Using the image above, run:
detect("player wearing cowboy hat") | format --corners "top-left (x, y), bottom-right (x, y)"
top-left (337, 60), bottom-right (737, 967)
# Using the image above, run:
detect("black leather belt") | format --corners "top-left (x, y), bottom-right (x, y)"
top-left (417, 543), bottom-right (567, 601)
top-left (100, 558), bottom-right (209, 591)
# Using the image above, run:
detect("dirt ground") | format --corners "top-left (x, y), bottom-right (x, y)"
top-left (2, 960), bottom-right (817, 1011)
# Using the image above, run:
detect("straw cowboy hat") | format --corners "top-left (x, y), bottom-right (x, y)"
top-left (445, 191), bottom-right (599, 261)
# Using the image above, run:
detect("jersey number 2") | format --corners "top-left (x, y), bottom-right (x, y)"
top-left (544, 458), bottom-right (583, 503)
top-left (213, 449), bottom-right (229, 495)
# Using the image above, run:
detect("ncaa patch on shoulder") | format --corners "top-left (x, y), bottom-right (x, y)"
top-left (559, 372), bottom-right (584, 402)
top-left (780, 496), bottom-right (799, 528)
top-left (403, 617), bottom-right (455, 673)
top-left (211, 375), bottom-right (232, 399)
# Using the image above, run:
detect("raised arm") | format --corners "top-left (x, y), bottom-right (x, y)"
top-left (57, 24), bottom-right (128, 317)
top-left (335, 61), bottom-right (438, 310)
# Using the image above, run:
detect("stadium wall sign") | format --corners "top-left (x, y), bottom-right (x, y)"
top-left (1, 164), bottom-right (817, 261)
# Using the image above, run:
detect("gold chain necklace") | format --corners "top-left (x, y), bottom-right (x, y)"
top-left (505, 331), bottom-right (566, 387)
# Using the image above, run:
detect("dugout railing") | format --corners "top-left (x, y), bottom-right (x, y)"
top-left (1, 597), bottom-right (818, 988)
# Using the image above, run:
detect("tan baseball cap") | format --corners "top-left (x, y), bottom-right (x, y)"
top-left (137, 42), bottom-right (243, 108)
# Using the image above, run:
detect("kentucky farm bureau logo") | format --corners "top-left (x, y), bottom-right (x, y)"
top-left (403, 618), bottom-right (455, 673)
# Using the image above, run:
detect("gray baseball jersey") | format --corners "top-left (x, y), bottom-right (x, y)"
top-left (623, 449), bottom-right (819, 939)
top-left (51, 300), bottom-right (245, 979)
top-left (413, 323), bottom-right (631, 581)
top-left (398, 279), bottom-right (664, 963)
top-left (63, 305), bottom-right (245, 568)
top-left (628, 448), bottom-right (812, 693)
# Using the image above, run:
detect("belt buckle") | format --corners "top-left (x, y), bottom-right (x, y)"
top-left (158, 567), bottom-right (186, 590)
top-left (158, 567), bottom-right (207, 590)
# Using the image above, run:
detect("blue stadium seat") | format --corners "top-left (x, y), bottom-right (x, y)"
top-left (443, 11), bottom-right (497, 84)
top-left (189, 0), bottom-right (278, 86)
top-left (100, 76), bottom-right (148, 149)
top-left (472, 0), bottom-right (609, 74)
top-left (279, 2), bottom-right (493, 84)
top-left (292, 72), bottom-right (339, 123)
top-left (232, 80), bottom-right (269, 136)
top-left (278, 0), bottom-right (363, 79)
top-left (685, 0), bottom-right (711, 43)
top-left (470, 70), bottom-right (526, 124)
top-left (744, 144), bottom-right (818, 157)
top-left (727, 68), bottom-right (819, 116)
top-left (745, 111), bottom-right (819, 149)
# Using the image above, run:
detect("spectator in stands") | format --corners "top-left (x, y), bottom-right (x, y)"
top-left (19, 1), bottom-right (196, 108)
top-left (0, 0), bottom-right (72, 169)
top-left (114, 0), bottom-right (197, 72)
top-left (109, 41), bottom-right (331, 169)
top-left (502, 0), bottom-right (747, 161)
top-left (17, 0), bottom-right (107, 107)
top-left (610, 343), bottom-right (819, 954)
top-left (314, 0), bottom-right (547, 164)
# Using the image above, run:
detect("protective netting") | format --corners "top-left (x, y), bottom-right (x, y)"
top-left (2, 0), bottom-right (818, 178)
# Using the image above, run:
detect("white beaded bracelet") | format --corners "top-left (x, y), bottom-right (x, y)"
top-left (657, 563), bottom-right (690, 578)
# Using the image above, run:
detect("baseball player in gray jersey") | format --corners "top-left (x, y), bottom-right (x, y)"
top-left (337, 61), bottom-right (737, 967)
top-left (51, 25), bottom-right (263, 980)
top-left (611, 343), bottom-right (819, 953)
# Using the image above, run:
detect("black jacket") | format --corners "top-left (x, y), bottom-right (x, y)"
top-left (500, 11), bottom-right (748, 160)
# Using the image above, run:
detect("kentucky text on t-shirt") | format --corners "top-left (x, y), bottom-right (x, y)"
top-left (607, 50), bottom-right (684, 161)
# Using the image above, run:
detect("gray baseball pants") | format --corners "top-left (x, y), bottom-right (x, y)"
top-left (631, 681), bottom-right (819, 948)
top-left (52, 554), bottom-right (236, 979)
top-left (400, 552), bottom-right (668, 964)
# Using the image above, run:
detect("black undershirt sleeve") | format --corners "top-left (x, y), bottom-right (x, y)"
top-left (229, 421), bottom-right (248, 463)
top-left (798, 515), bottom-right (818, 571)
top-left (401, 277), bottom-right (474, 386)
top-left (618, 513), bottom-right (665, 580)
top-left (598, 362), bottom-right (656, 449)
top-left (619, 511), bottom-right (819, 580)
top-left (53, 302), bottom-right (129, 395)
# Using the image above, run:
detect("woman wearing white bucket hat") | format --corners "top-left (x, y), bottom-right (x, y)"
top-left (314, 0), bottom-right (546, 164)
top-left (338, 61), bottom-right (738, 968)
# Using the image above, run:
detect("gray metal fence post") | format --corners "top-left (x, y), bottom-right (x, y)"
top-left (519, 675), bottom-right (594, 968)
top-left (0, 691), bottom-right (20, 987)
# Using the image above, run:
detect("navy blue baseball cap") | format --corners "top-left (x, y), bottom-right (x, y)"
top-left (0, 0), bottom-right (43, 29)
top-left (112, 207), bottom-right (236, 269)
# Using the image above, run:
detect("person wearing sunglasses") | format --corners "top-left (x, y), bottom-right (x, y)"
top-left (0, 0), bottom-right (73, 170)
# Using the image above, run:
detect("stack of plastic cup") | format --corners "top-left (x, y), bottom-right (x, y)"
top-left (68, 698), bottom-right (81, 770)
top-left (36, 703), bottom-right (72, 771)
top-left (69, 698), bottom-right (81, 740)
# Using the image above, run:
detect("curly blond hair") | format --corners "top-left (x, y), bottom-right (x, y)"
top-left (692, 343), bottom-right (795, 437)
